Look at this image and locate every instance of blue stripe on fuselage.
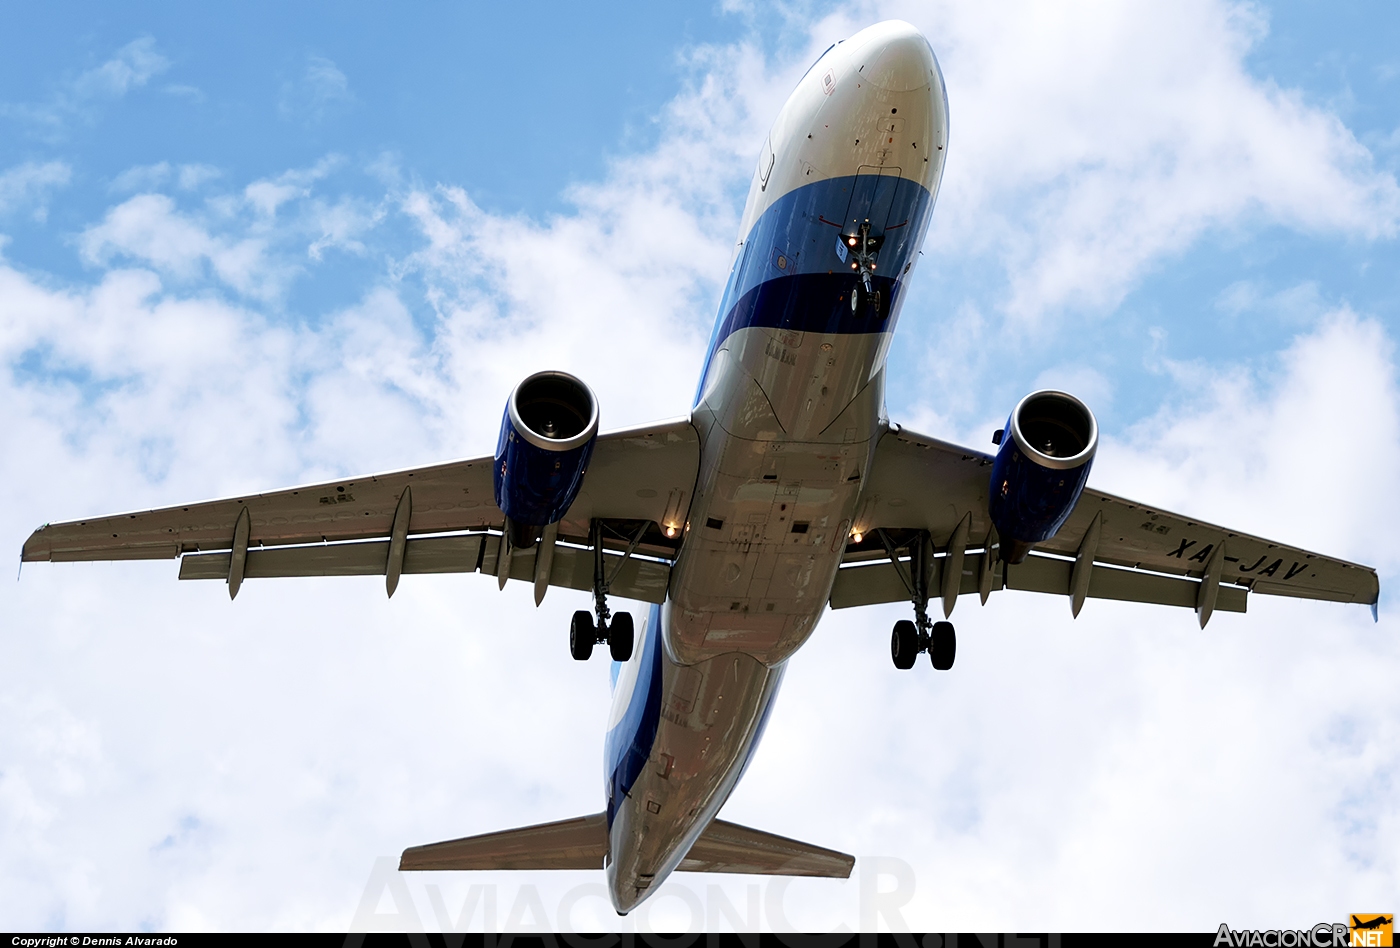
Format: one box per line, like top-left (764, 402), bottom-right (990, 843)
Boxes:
top-left (695, 172), bottom-right (934, 404)
top-left (605, 603), bottom-right (665, 827)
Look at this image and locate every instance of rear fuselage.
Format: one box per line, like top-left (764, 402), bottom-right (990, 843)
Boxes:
top-left (603, 21), bottom-right (948, 913)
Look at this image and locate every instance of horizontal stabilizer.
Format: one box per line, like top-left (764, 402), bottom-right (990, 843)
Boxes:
top-left (400, 813), bottom-right (853, 879)
top-left (400, 813), bottom-right (607, 871)
top-left (680, 818), bottom-right (854, 878)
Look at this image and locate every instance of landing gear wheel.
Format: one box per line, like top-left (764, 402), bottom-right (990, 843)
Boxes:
top-left (570, 610), bottom-right (595, 661)
top-left (929, 620), bottom-right (956, 671)
top-left (891, 619), bottom-right (918, 669)
top-left (850, 283), bottom-right (883, 318)
top-left (609, 612), bottom-right (634, 662)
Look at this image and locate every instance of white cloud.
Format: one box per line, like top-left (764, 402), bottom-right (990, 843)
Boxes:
top-left (78, 194), bottom-right (280, 299)
top-left (72, 37), bottom-right (170, 100)
top-left (0, 161), bottom-right (71, 221)
top-left (82, 159), bottom-right (370, 300)
top-left (109, 162), bottom-right (220, 194)
top-left (243, 157), bottom-right (341, 218)
top-left (1, 38), bottom-right (171, 138)
top-left (109, 162), bottom-right (173, 194)
top-left (305, 196), bottom-right (385, 261)
top-left (279, 56), bottom-right (354, 123)
top-left (1102, 309), bottom-right (1400, 569)
top-left (175, 165), bottom-right (221, 191)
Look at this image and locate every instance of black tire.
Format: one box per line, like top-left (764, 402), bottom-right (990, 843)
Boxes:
top-left (929, 620), bottom-right (956, 671)
top-left (891, 619), bottom-right (918, 669)
top-left (570, 610), bottom-right (595, 661)
top-left (609, 612), bottom-right (635, 662)
top-left (851, 282), bottom-right (867, 316)
top-left (871, 289), bottom-right (882, 317)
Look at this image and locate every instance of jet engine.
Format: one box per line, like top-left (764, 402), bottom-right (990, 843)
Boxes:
top-left (988, 390), bottom-right (1097, 564)
top-left (494, 370), bottom-right (599, 548)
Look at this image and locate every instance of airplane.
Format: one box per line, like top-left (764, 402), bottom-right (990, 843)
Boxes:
top-left (20, 20), bottom-right (1381, 917)
top-left (1353, 916), bottom-right (1393, 930)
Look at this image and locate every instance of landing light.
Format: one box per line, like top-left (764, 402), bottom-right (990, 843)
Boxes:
top-left (848, 237), bottom-right (857, 246)
top-left (663, 524), bottom-right (678, 538)
top-left (851, 530), bottom-right (864, 543)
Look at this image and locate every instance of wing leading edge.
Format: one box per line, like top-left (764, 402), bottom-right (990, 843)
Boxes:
top-left (838, 425), bottom-right (1378, 622)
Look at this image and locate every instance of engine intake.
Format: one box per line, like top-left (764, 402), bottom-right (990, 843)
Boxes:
top-left (988, 390), bottom-right (1097, 564)
top-left (494, 370), bottom-right (599, 548)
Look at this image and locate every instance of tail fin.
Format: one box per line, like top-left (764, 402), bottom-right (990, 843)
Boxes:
top-left (400, 813), bottom-right (852, 878)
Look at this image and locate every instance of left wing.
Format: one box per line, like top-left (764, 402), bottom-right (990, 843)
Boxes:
top-left (21, 418), bottom-right (701, 602)
top-left (832, 425), bottom-right (1379, 622)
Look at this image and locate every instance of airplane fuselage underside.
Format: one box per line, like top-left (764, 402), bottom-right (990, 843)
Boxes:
top-left (603, 23), bottom-right (948, 912)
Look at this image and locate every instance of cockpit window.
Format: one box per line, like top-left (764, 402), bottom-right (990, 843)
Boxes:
top-left (797, 43), bottom-right (837, 85)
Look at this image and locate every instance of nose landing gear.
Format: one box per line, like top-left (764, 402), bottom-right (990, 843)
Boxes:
top-left (844, 221), bottom-right (884, 318)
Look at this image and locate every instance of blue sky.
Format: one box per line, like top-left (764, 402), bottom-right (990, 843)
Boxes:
top-left (2, 0), bottom-right (1398, 933)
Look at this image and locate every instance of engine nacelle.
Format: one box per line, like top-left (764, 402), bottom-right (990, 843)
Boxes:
top-left (988, 390), bottom-right (1098, 564)
top-left (494, 370), bottom-right (599, 548)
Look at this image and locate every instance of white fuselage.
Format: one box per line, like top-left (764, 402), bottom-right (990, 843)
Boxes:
top-left (602, 21), bottom-right (948, 913)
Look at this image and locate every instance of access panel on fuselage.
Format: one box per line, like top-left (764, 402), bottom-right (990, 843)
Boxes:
top-left (841, 165), bottom-right (906, 234)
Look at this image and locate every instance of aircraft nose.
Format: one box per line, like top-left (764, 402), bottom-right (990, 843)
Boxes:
top-left (847, 20), bottom-right (937, 92)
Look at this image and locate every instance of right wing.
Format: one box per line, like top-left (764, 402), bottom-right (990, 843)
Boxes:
top-left (22, 418), bottom-right (701, 602)
top-left (832, 425), bottom-right (1379, 621)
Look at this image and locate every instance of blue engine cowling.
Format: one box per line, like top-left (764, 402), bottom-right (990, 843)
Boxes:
top-left (494, 370), bottom-right (599, 548)
top-left (988, 390), bottom-right (1098, 564)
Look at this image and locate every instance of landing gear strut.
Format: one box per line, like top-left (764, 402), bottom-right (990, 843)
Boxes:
top-left (878, 529), bottom-right (957, 671)
top-left (845, 221), bottom-right (884, 318)
top-left (569, 519), bottom-right (643, 662)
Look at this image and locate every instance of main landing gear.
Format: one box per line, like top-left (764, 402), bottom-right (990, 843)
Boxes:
top-left (876, 528), bottom-right (957, 672)
top-left (569, 519), bottom-right (642, 663)
top-left (570, 609), bottom-right (633, 662)
top-left (890, 618), bottom-right (955, 671)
